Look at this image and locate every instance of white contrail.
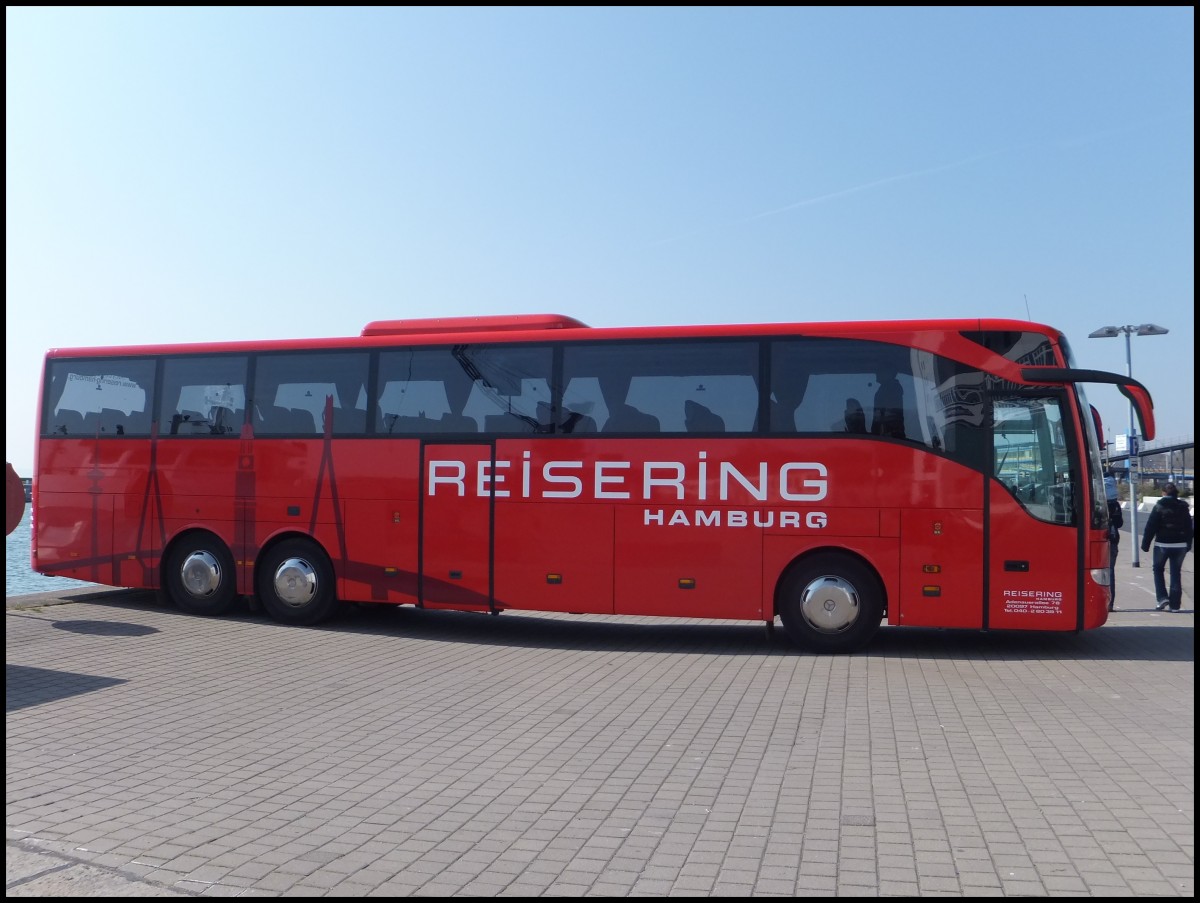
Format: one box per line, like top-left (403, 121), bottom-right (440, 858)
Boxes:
top-left (646, 148), bottom-right (1007, 247)
top-left (648, 114), bottom-right (1181, 247)
top-left (739, 148), bottom-right (1007, 224)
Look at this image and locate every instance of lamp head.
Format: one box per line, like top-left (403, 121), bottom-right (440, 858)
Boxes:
top-left (1089, 324), bottom-right (1168, 338)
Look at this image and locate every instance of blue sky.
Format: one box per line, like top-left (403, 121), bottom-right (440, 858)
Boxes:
top-left (6, 7), bottom-right (1194, 475)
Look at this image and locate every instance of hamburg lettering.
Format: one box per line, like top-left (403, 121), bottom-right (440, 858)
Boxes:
top-left (642, 509), bottom-right (825, 529)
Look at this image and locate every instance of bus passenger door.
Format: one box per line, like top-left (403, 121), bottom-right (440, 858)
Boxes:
top-left (421, 443), bottom-right (493, 610)
top-left (986, 395), bottom-right (1080, 630)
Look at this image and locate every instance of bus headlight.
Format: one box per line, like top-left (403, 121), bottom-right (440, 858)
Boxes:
top-left (1091, 568), bottom-right (1110, 586)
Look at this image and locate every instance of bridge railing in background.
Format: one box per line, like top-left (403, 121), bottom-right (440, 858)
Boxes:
top-left (1104, 436), bottom-right (1194, 495)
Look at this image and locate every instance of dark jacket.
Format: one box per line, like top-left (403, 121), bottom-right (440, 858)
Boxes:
top-left (1140, 496), bottom-right (1194, 553)
top-left (1106, 499), bottom-right (1123, 544)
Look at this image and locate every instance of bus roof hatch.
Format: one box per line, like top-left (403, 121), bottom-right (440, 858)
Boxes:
top-left (362, 314), bottom-right (589, 337)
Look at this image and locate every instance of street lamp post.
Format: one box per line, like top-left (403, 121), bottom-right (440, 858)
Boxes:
top-left (1088, 323), bottom-right (1169, 567)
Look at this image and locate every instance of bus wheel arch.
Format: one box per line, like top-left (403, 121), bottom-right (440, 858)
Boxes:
top-left (775, 549), bottom-right (886, 654)
top-left (163, 530), bottom-right (239, 616)
top-left (255, 534), bottom-right (339, 626)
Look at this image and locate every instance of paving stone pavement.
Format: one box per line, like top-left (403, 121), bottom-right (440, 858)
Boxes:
top-left (6, 550), bottom-right (1193, 897)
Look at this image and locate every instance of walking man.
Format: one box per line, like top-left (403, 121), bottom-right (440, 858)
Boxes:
top-left (1140, 482), bottom-right (1193, 612)
top-left (1104, 471), bottom-right (1123, 611)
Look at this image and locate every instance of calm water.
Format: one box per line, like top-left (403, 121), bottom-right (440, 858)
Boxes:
top-left (5, 510), bottom-right (101, 598)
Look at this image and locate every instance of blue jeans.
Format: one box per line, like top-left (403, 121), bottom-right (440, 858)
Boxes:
top-left (1108, 539), bottom-right (1119, 606)
top-left (1152, 545), bottom-right (1188, 610)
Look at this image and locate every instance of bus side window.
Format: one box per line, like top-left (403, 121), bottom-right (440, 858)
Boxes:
top-left (173, 410), bottom-right (209, 435)
top-left (433, 412), bottom-right (477, 433)
top-left (684, 400), bottom-right (725, 432)
top-left (562, 377), bottom-right (609, 432)
top-left (263, 406), bottom-right (315, 434)
top-left (160, 356), bottom-right (248, 439)
top-left (560, 409), bottom-right (598, 433)
top-left (458, 344), bottom-right (554, 433)
top-left (123, 408), bottom-right (152, 436)
top-left (97, 408), bottom-right (126, 435)
top-left (210, 406), bottom-right (242, 435)
top-left (536, 400), bottom-right (598, 434)
top-left (768, 373), bottom-right (810, 432)
top-left (324, 406), bottom-right (367, 434)
top-left (484, 413), bottom-right (536, 434)
top-left (603, 403), bottom-right (659, 433)
top-left (43, 359), bottom-right (155, 439)
top-left (844, 398), bottom-right (867, 433)
top-left (52, 410), bottom-right (85, 435)
top-left (871, 367), bottom-right (906, 439)
top-left (255, 351), bottom-right (367, 436)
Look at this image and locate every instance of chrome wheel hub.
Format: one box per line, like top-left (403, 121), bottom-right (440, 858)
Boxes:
top-left (798, 575), bottom-right (860, 633)
top-left (180, 550), bottom-right (221, 598)
top-left (272, 557), bottom-right (317, 608)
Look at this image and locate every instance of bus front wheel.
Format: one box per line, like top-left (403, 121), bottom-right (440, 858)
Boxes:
top-left (256, 538), bottom-right (338, 626)
top-left (165, 533), bottom-right (239, 616)
top-left (778, 554), bottom-right (884, 654)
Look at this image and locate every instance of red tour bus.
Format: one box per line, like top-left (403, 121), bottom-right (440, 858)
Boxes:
top-left (25, 315), bottom-right (1155, 653)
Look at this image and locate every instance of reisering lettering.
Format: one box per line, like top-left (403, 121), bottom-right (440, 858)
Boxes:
top-left (427, 452), bottom-right (829, 503)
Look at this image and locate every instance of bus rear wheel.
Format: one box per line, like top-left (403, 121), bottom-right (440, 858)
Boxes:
top-left (256, 538), bottom-right (338, 626)
top-left (165, 533), bottom-right (238, 616)
top-left (778, 553), bottom-right (884, 654)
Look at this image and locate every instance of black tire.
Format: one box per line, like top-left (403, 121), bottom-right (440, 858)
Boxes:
top-left (778, 553), bottom-right (884, 654)
top-left (164, 532), bottom-right (239, 616)
top-left (256, 538), bottom-right (338, 626)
